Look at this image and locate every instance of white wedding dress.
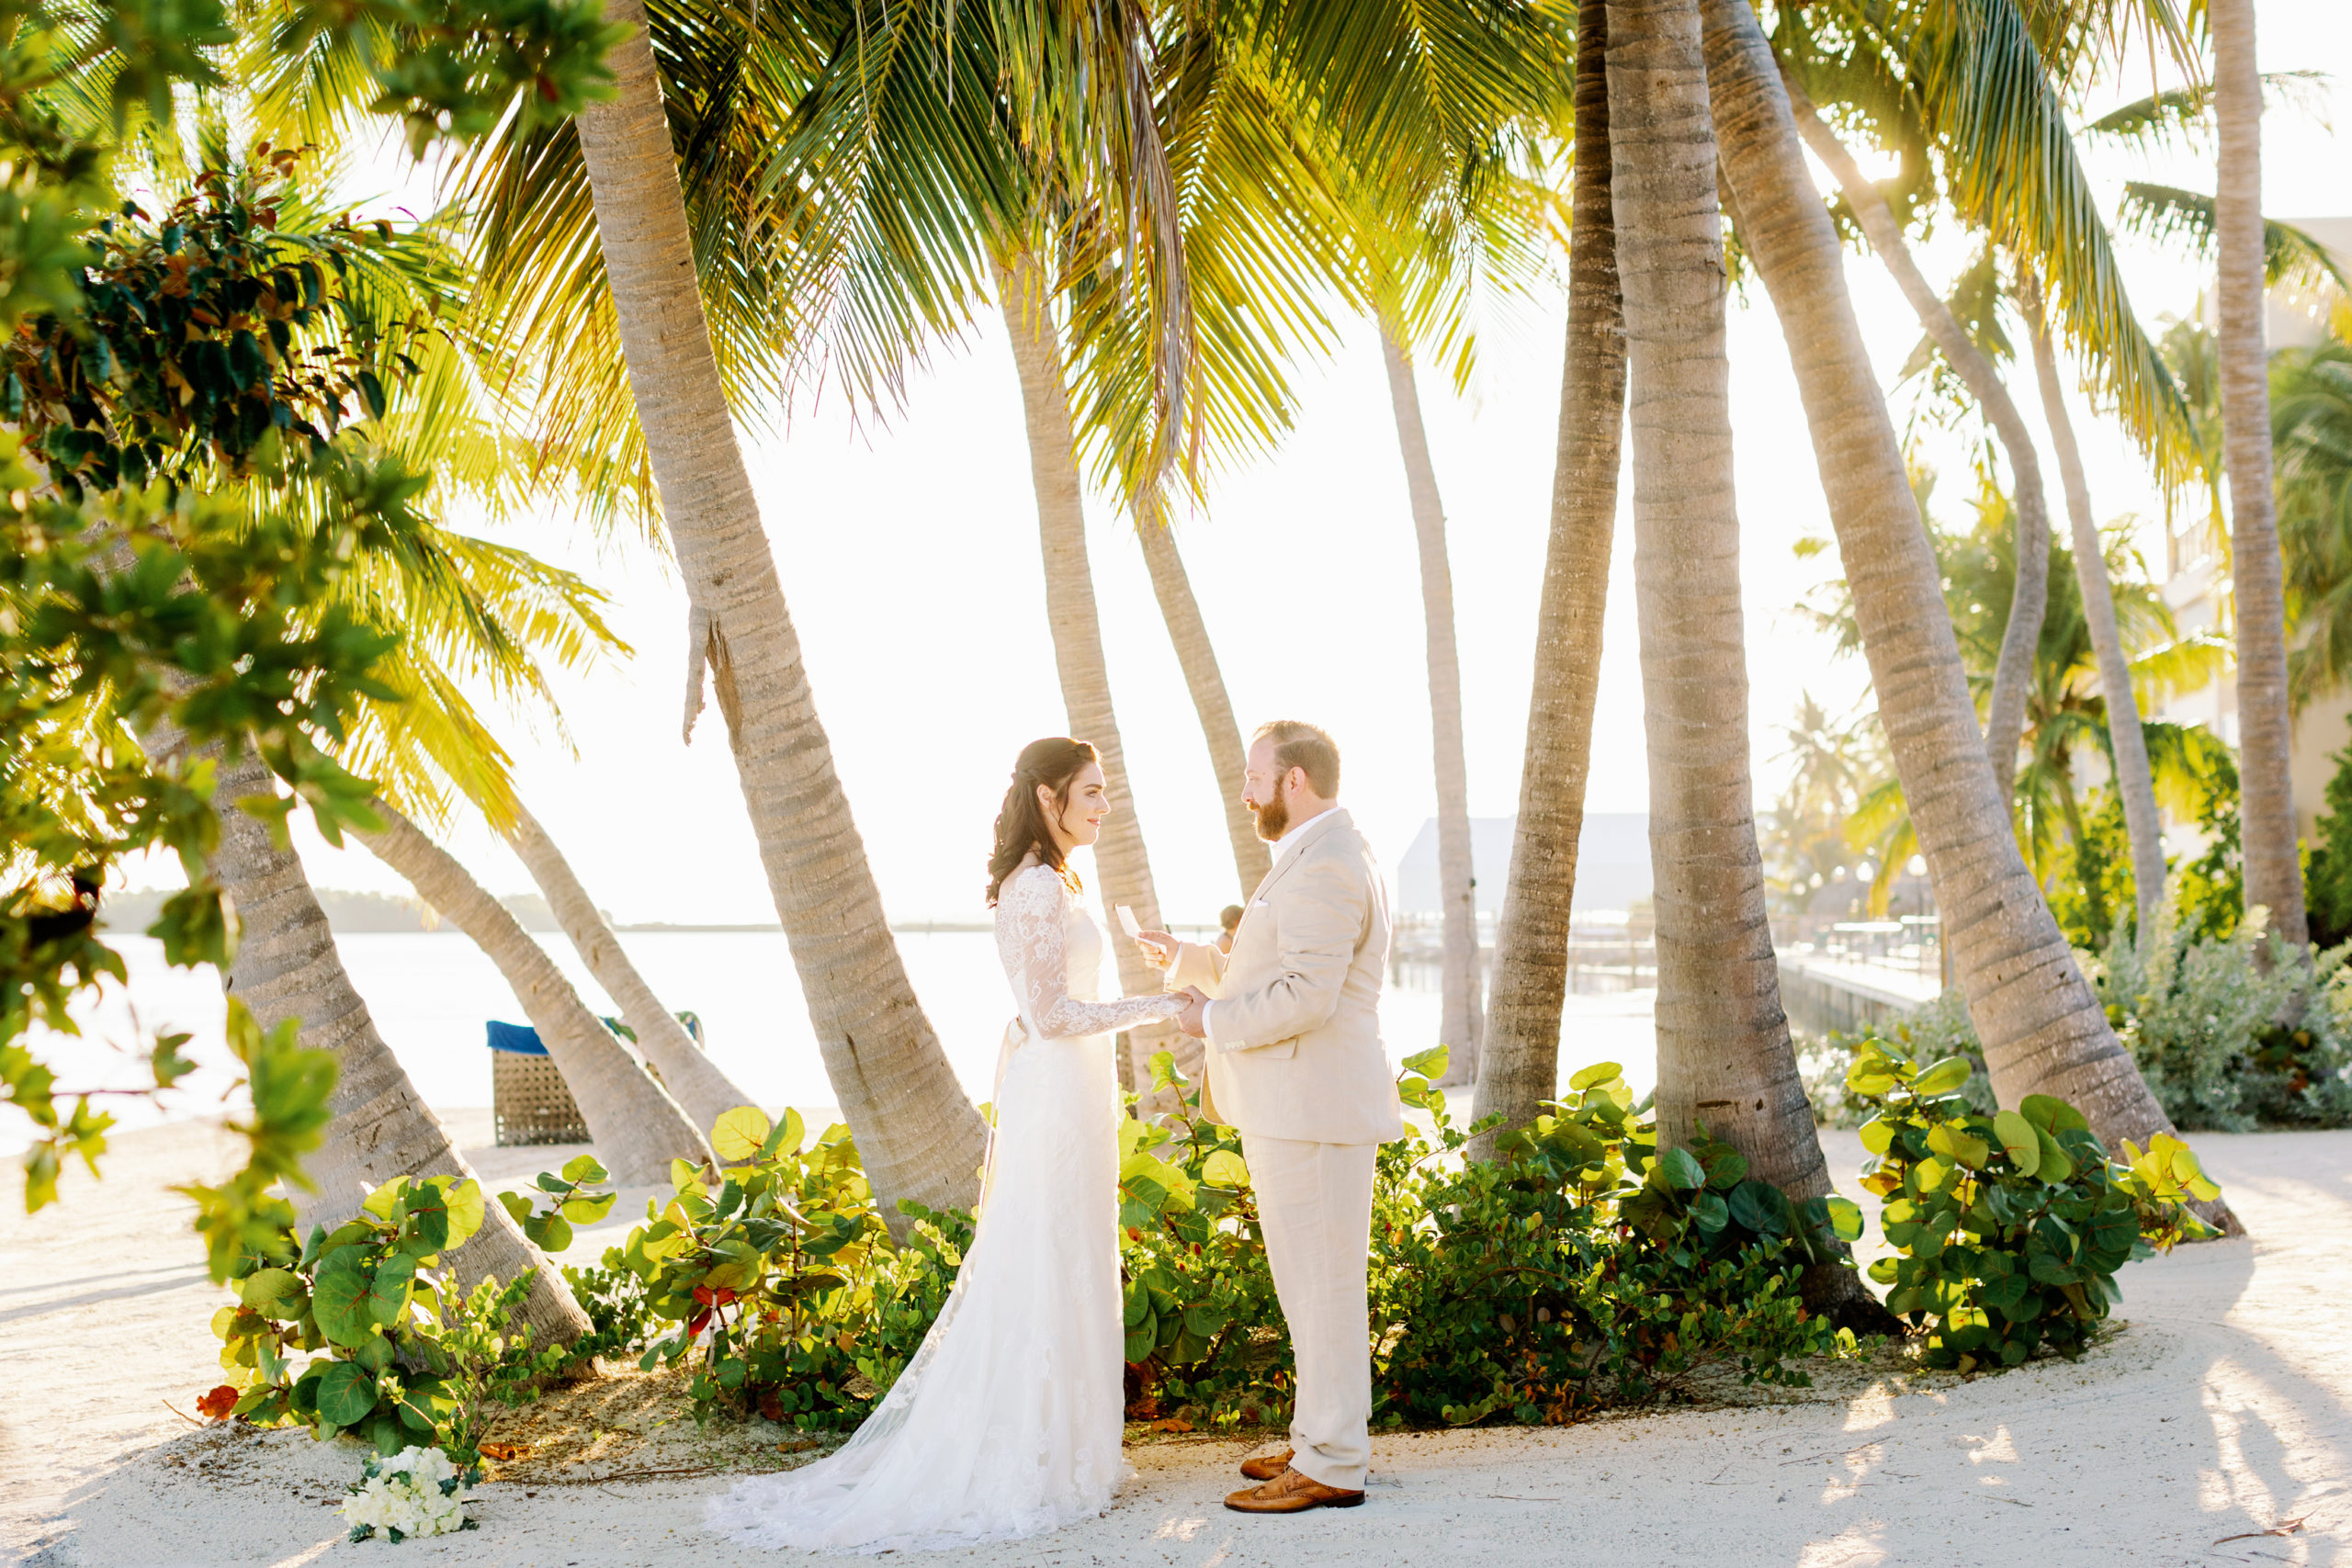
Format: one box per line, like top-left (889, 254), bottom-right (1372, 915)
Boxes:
top-left (707, 861), bottom-right (1183, 1553)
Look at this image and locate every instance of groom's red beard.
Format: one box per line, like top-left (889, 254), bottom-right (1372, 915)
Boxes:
top-left (1252, 788), bottom-right (1290, 842)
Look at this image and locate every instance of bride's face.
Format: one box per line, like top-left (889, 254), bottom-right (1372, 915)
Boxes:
top-left (1041, 761), bottom-right (1111, 852)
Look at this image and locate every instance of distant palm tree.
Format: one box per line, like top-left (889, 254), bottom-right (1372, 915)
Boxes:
top-left (504, 799), bottom-right (759, 1135)
top-left (2210, 0), bottom-right (2307, 956)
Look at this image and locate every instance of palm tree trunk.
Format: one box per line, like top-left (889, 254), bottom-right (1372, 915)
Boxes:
top-left (1701, 0), bottom-right (2237, 1233)
top-left (2018, 271), bottom-right (2167, 942)
top-left (1378, 318), bottom-right (1485, 1086)
top-left (207, 753), bottom-right (592, 1344)
top-left (2212, 0), bottom-right (2310, 957)
top-left (359, 802), bottom-right (714, 1186)
top-left (1608, 0), bottom-right (1887, 1323)
top-left (572, 0), bottom-right (989, 1221)
top-left (1473, 0), bottom-right (1623, 1155)
top-left (1132, 499), bottom-right (1270, 897)
top-left (1779, 82), bottom-right (2049, 803)
top-left (995, 248), bottom-right (1197, 1103)
top-left (504, 799), bottom-right (759, 1134)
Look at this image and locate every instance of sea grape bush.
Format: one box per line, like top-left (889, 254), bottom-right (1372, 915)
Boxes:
top-left (1369, 1051), bottom-right (1858, 1428)
top-left (1848, 1034), bottom-right (2220, 1371)
top-left (611, 1106), bottom-right (968, 1429)
top-left (209, 1172), bottom-right (582, 1458)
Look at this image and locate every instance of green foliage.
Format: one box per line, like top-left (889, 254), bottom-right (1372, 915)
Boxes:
top-left (2303, 734), bottom-right (2352, 950)
top-left (2088, 915), bottom-right (2352, 1131)
top-left (1848, 1032), bottom-right (2216, 1372)
top-left (1114, 1054), bottom-right (1283, 1424)
top-left (173, 999), bottom-right (337, 1281)
top-left (209, 1166), bottom-right (603, 1461)
top-left (1368, 1055), bottom-right (1851, 1428)
top-left (1804, 990), bottom-right (1995, 1128)
top-left (495, 1153), bottom-right (616, 1256)
top-left (4, 0), bottom-right (619, 1228)
top-left (611, 1105), bottom-right (970, 1431)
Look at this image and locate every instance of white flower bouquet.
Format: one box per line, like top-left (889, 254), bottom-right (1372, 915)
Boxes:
top-left (340, 1445), bottom-right (481, 1542)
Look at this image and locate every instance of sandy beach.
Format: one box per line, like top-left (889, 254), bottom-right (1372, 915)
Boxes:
top-left (6, 1117), bottom-right (2347, 1567)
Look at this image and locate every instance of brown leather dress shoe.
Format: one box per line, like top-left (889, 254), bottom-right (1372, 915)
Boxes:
top-left (1224, 1465), bottom-right (1366, 1514)
top-left (1238, 1448), bottom-right (1293, 1482)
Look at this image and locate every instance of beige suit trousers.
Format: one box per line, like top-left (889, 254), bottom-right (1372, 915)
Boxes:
top-left (1243, 1132), bottom-right (1377, 1490)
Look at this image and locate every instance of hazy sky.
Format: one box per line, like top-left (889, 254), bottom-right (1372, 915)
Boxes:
top-left (215, 3), bottom-right (2352, 928)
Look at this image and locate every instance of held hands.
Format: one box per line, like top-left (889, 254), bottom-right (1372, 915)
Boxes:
top-left (1135, 930), bottom-right (1179, 970)
top-left (1173, 987), bottom-right (1209, 1039)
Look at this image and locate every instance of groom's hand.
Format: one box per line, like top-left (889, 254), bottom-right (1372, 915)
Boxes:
top-left (1174, 987), bottom-right (1209, 1039)
top-left (1136, 930), bottom-right (1178, 969)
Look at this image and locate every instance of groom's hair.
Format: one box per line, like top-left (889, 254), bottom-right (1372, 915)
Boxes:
top-left (1255, 719), bottom-right (1340, 797)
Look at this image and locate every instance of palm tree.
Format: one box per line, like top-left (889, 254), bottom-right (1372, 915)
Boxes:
top-left (1778, 83), bottom-right (2050, 801)
top-left (1131, 499), bottom-right (1269, 896)
top-left (1476, 0), bottom-right (1622, 1147)
top-left (208, 753), bottom-right (594, 1343)
top-left (1609, 0), bottom-right (1887, 1320)
top-left (996, 246), bottom-right (1196, 1097)
top-left (504, 799), bottom-right (760, 1134)
top-left (359, 801), bottom-right (714, 1184)
top-left (556, 0), bottom-right (992, 1218)
top-left (1699, 0), bottom-right (2237, 1231)
top-left (2017, 268), bottom-right (2168, 941)
top-left (2210, 0), bottom-right (2307, 957)
top-left (1378, 320), bottom-right (1485, 1081)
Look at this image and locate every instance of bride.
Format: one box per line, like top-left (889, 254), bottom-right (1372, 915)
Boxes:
top-left (707, 737), bottom-right (1184, 1552)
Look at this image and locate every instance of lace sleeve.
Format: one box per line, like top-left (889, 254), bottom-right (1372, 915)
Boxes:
top-left (998, 869), bottom-right (1185, 1040)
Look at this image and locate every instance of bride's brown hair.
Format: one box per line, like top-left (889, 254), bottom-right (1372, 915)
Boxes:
top-left (987, 738), bottom-right (1099, 905)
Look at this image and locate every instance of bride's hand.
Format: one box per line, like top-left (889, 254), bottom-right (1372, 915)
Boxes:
top-left (1135, 930), bottom-right (1177, 968)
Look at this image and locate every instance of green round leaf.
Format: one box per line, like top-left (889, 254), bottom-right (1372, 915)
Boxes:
top-left (311, 1263), bottom-right (373, 1348)
top-left (560, 1154), bottom-right (608, 1185)
top-left (1727, 1179), bottom-right (1790, 1236)
top-left (1400, 1045), bottom-right (1449, 1082)
top-left (2019, 1094), bottom-right (2088, 1135)
top-left (526, 1213), bottom-right (574, 1255)
top-left (2033, 1127), bottom-right (2077, 1185)
top-left (441, 1179), bottom-right (484, 1249)
top-left (1200, 1149), bottom-right (1250, 1189)
top-left (313, 1360), bottom-right (379, 1427)
top-left (235, 1267), bottom-right (299, 1310)
top-left (712, 1106), bottom-right (773, 1163)
top-left (561, 1192), bottom-right (617, 1225)
top-left (1567, 1061), bottom-right (1623, 1092)
top-left (1912, 1056), bottom-right (1973, 1098)
top-left (1858, 1115), bottom-right (1896, 1156)
top-left (1659, 1146), bottom-right (1707, 1191)
top-left (1993, 1110), bottom-right (2041, 1175)
top-left (1822, 1195), bottom-right (1864, 1243)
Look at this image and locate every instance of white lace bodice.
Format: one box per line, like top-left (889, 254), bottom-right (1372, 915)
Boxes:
top-left (992, 863), bottom-right (1183, 1039)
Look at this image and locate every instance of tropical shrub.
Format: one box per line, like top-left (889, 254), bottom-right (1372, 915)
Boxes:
top-left (1803, 990), bottom-right (1993, 1127)
top-left (209, 1172), bottom-right (583, 1458)
top-left (2087, 917), bottom-right (2352, 1131)
top-left (1847, 1033), bottom-right (2219, 1372)
top-left (1368, 1052), bottom-right (1856, 1428)
top-left (1114, 1056), bottom-right (1283, 1423)
top-left (611, 1107), bottom-right (969, 1429)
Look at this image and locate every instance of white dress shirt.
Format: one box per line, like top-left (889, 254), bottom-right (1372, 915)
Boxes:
top-left (1203, 807), bottom-right (1338, 1048)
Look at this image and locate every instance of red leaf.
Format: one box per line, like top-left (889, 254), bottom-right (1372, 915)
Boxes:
top-left (687, 1311), bottom-right (712, 1337)
top-left (196, 1385), bottom-right (238, 1420)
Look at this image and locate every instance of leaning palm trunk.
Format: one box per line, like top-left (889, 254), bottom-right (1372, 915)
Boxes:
top-left (1702, 0), bottom-right (2236, 1232)
top-left (207, 753), bottom-right (593, 1343)
top-left (1473, 0), bottom-right (1624, 1156)
top-left (1781, 84), bottom-right (2049, 801)
top-left (360, 800), bottom-right (714, 1186)
top-left (504, 798), bottom-right (760, 1134)
top-left (1609, 0), bottom-right (1887, 1322)
top-left (572, 0), bottom-right (989, 1220)
top-left (2018, 273), bottom-right (2167, 943)
top-left (1133, 497), bottom-right (1270, 897)
top-left (996, 248), bottom-right (1196, 1100)
top-left (2212, 0), bottom-right (2309, 957)
top-left (1378, 318), bottom-right (1485, 1086)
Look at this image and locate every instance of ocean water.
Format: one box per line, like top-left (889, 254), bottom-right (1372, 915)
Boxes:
top-left (12, 930), bottom-right (1657, 1149)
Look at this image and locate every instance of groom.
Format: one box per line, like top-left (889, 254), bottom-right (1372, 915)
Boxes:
top-left (1140, 720), bottom-right (1403, 1516)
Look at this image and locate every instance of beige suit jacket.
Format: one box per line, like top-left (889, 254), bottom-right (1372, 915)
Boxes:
top-left (1168, 808), bottom-right (1405, 1147)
